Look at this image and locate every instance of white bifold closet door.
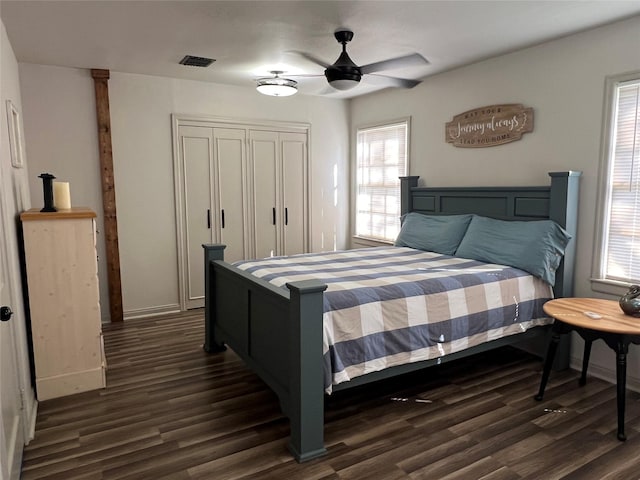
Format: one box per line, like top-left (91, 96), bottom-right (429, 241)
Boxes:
top-left (179, 126), bottom-right (247, 309)
top-left (250, 130), bottom-right (307, 259)
top-left (176, 121), bottom-right (308, 310)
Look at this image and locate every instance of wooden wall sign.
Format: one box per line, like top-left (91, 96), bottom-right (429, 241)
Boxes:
top-left (445, 104), bottom-right (534, 148)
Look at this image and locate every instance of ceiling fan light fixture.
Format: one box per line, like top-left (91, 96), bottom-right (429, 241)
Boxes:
top-left (324, 66), bottom-right (361, 91)
top-left (328, 78), bottom-right (360, 91)
top-left (256, 71), bottom-right (298, 97)
top-left (296, 29), bottom-right (427, 94)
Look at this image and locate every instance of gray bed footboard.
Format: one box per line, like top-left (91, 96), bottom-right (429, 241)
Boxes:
top-left (203, 244), bottom-right (328, 461)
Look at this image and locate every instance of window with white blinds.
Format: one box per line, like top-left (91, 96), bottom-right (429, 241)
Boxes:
top-left (355, 120), bottom-right (408, 242)
top-left (597, 76), bottom-right (640, 286)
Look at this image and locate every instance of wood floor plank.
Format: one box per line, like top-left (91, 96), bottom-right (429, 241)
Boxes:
top-left (477, 466), bottom-right (523, 480)
top-left (20, 310), bottom-right (640, 479)
top-left (436, 456), bottom-right (508, 480)
top-left (236, 460), bottom-right (338, 480)
top-left (396, 433), bottom-right (478, 475)
top-left (555, 429), bottom-right (640, 480)
top-left (405, 436), bottom-right (502, 480)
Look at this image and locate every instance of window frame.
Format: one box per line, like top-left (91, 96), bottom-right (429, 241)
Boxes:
top-left (591, 71), bottom-right (640, 296)
top-left (351, 117), bottom-right (411, 246)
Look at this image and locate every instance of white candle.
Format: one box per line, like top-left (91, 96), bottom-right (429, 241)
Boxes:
top-left (53, 181), bottom-right (71, 209)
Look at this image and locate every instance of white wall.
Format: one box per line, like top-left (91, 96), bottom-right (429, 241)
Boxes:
top-left (0, 18), bottom-right (37, 462)
top-left (19, 67), bottom-right (350, 319)
top-left (351, 15), bottom-right (640, 388)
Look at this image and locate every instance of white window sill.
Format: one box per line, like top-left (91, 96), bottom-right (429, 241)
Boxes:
top-left (590, 278), bottom-right (634, 297)
top-left (351, 236), bottom-right (394, 249)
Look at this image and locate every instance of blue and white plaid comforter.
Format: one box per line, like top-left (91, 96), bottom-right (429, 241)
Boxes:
top-left (235, 247), bottom-right (553, 393)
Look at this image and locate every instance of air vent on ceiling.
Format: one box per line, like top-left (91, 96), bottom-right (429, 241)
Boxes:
top-left (179, 55), bottom-right (215, 67)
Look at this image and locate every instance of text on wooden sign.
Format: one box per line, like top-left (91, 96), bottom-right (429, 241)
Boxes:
top-left (445, 104), bottom-right (534, 148)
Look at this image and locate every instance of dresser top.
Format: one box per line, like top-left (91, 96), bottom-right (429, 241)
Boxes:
top-left (20, 207), bottom-right (96, 221)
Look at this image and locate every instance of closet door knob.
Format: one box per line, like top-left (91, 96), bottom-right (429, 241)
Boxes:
top-left (0, 306), bottom-right (13, 322)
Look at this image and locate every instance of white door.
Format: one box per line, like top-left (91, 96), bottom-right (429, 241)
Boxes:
top-left (250, 130), bottom-right (278, 259)
top-left (214, 128), bottom-right (247, 263)
top-left (251, 130), bottom-right (308, 258)
top-left (178, 125), bottom-right (248, 309)
top-left (280, 132), bottom-right (308, 256)
top-left (180, 126), bottom-right (214, 309)
top-left (0, 193), bottom-right (25, 479)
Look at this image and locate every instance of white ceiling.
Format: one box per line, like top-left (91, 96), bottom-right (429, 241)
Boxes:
top-left (2, 0), bottom-right (640, 98)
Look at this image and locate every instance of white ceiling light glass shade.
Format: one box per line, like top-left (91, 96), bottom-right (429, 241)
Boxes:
top-left (328, 78), bottom-right (360, 90)
top-left (256, 71), bottom-right (298, 97)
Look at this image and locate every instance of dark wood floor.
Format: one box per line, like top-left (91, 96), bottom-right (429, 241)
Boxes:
top-left (20, 310), bottom-right (640, 479)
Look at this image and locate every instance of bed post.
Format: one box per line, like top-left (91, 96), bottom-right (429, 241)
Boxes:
top-left (286, 280), bottom-right (328, 462)
top-left (202, 244), bottom-right (227, 353)
top-left (547, 171), bottom-right (581, 299)
top-left (545, 172), bottom-right (581, 371)
top-left (400, 176), bottom-right (419, 216)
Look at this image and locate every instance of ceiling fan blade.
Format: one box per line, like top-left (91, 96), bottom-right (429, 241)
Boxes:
top-left (289, 51), bottom-right (331, 68)
top-left (360, 53), bottom-right (429, 74)
top-left (365, 74), bottom-right (422, 89)
top-left (287, 73), bottom-right (325, 78)
top-left (317, 85), bottom-right (340, 95)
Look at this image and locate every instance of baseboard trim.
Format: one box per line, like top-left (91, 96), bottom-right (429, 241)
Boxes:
top-left (24, 395), bottom-right (38, 444)
top-left (570, 356), bottom-right (640, 393)
top-left (36, 368), bottom-right (105, 401)
top-left (123, 304), bottom-right (181, 321)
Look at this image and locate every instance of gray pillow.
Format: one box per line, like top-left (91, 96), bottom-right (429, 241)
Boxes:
top-left (395, 213), bottom-right (473, 255)
top-left (455, 215), bottom-right (571, 285)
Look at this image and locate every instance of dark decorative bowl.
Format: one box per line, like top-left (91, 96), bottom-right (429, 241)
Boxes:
top-left (620, 285), bottom-right (640, 317)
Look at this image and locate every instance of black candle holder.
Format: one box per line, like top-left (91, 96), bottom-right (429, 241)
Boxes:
top-left (38, 173), bottom-right (57, 212)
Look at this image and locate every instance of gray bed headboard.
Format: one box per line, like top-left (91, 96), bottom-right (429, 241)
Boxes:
top-left (399, 171), bottom-right (581, 298)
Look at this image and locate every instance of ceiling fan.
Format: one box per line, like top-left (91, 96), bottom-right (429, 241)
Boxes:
top-left (295, 29), bottom-right (429, 91)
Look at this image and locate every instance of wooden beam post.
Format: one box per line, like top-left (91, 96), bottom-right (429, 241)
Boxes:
top-left (91, 69), bottom-right (123, 323)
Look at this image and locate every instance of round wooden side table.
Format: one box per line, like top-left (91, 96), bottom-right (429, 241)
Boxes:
top-left (535, 297), bottom-right (640, 441)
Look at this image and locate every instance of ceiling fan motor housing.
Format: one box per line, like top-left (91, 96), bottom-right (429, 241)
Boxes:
top-left (324, 62), bottom-right (362, 84)
top-left (325, 32), bottom-right (362, 86)
top-left (324, 66), bottom-right (361, 89)
top-left (334, 29), bottom-right (354, 43)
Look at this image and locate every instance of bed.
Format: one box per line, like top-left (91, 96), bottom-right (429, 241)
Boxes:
top-left (202, 171), bottom-right (581, 462)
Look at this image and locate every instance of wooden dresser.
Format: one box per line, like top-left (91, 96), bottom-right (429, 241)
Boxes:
top-left (21, 208), bottom-right (106, 400)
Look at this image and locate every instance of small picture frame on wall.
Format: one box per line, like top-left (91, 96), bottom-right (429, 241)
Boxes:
top-left (6, 99), bottom-right (24, 168)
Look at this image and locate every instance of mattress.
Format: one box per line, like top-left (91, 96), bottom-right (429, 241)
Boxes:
top-left (235, 246), bottom-right (554, 393)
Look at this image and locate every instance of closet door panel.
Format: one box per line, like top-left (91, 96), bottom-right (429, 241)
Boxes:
top-left (250, 131), bottom-right (278, 259)
top-left (180, 126), bottom-right (214, 308)
top-left (215, 128), bottom-right (247, 263)
top-left (281, 132), bottom-right (307, 256)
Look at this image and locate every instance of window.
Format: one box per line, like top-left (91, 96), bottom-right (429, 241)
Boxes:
top-left (593, 74), bottom-right (640, 292)
top-left (355, 120), bottom-right (409, 243)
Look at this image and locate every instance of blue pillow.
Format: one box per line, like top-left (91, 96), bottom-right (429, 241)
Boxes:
top-left (395, 213), bottom-right (473, 255)
top-left (454, 215), bottom-right (571, 285)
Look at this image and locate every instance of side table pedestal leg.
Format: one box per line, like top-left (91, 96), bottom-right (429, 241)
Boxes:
top-left (616, 342), bottom-right (628, 441)
top-left (535, 330), bottom-right (561, 401)
top-left (579, 339), bottom-right (592, 386)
